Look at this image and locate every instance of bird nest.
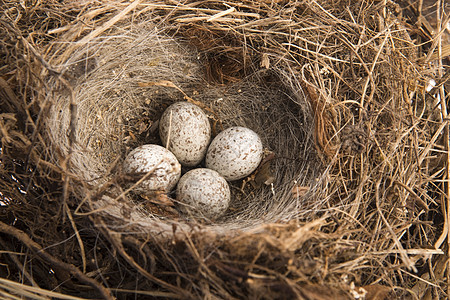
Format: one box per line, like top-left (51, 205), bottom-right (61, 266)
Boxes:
top-left (1, 0), bottom-right (449, 299)
top-left (44, 21), bottom-right (321, 235)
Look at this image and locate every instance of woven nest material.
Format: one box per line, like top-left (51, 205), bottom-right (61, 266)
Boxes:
top-left (1, 0), bottom-right (449, 299)
top-left (45, 20), bottom-right (322, 235)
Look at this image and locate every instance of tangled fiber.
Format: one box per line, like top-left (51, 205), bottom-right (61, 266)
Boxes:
top-left (1, 0), bottom-right (449, 299)
top-left (44, 20), bottom-right (321, 234)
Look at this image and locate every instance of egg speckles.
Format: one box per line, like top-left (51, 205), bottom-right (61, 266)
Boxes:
top-left (123, 144), bottom-right (181, 193)
top-left (206, 126), bottom-right (263, 181)
top-left (159, 102), bottom-right (211, 167)
top-left (176, 168), bottom-right (230, 219)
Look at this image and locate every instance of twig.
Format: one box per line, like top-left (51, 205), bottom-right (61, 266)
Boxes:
top-left (76, 0), bottom-right (142, 47)
top-left (393, 180), bottom-right (429, 211)
top-left (359, 26), bottom-right (390, 110)
top-left (0, 238), bottom-right (39, 288)
top-left (0, 221), bottom-right (113, 300)
top-left (21, 37), bottom-right (60, 75)
top-left (0, 278), bottom-right (87, 300)
top-left (64, 202), bottom-right (87, 273)
top-left (96, 219), bottom-right (188, 298)
top-left (207, 7), bottom-right (235, 22)
top-left (113, 157), bottom-right (164, 202)
top-left (375, 181), bottom-right (417, 272)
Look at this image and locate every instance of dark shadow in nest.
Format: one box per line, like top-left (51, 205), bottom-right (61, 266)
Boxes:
top-left (181, 25), bottom-right (256, 84)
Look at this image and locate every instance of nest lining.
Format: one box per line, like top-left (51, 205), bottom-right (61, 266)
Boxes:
top-left (45, 22), bottom-right (322, 234)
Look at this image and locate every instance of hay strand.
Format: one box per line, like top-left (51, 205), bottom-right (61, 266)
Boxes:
top-left (0, 221), bottom-right (113, 299)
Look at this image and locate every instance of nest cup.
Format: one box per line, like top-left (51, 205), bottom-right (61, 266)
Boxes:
top-left (3, 0), bottom-right (449, 298)
top-left (46, 22), bottom-right (322, 235)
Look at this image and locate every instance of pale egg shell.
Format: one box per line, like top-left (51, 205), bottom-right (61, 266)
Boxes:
top-left (176, 168), bottom-right (230, 219)
top-left (123, 144), bottom-right (181, 193)
top-left (159, 102), bottom-right (211, 167)
top-left (206, 126), bottom-right (263, 181)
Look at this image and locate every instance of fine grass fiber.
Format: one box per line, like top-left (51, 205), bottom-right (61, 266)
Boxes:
top-left (45, 22), bottom-right (321, 234)
top-left (1, 0), bottom-right (449, 299)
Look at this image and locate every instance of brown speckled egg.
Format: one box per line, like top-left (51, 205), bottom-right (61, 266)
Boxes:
top-left (205, 126), bottom-right (263, 181)
top-left (123, 144), bottom-right (181, 193)
top-left (159, 102), bottom-right (211, 167)
top-left (176, 168), bottom-right (230, 219)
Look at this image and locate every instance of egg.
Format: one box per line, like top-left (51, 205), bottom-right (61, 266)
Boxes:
top-left (123, 144), bottom-right (181, 193)
top-left (176, 168), bottom-right (230, 219)
top-left (159, 102), bottom-right (211, 167)
top-left (206, 126), bottom-right (263, 181)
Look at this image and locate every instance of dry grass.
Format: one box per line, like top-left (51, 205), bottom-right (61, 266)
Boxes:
top-left (0, 0), bottom-right (449, 299)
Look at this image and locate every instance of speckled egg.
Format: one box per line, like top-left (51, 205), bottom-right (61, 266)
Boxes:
top-left (123, 144), bottom-right (181, 193)
top-left (159, 102), bottom-right (211, 167)
top-left (206, 126), bottom-right (263, 181)
top-left (176, 168), bottom-right (230, 219)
